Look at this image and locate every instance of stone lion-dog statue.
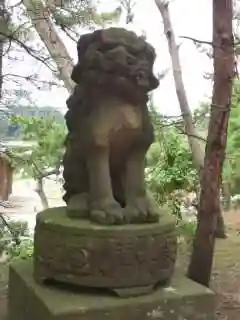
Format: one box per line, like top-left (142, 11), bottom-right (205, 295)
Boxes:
top-left (63, 27), bottom-right (162, 225)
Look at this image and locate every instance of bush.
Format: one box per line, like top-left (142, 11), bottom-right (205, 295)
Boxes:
top-left (176, 220), bottom-right (197, 245)
top-left (7, 238), bottom-right (34, 260)
top-left (0, 218), bottom-right (33, 261)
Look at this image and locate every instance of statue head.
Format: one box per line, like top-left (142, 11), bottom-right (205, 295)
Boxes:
top-left (71, 28), bottom-right (159, 99)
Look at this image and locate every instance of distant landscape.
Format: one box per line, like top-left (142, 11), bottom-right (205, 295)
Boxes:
top-left (0, 106), bottom-right (65, 140)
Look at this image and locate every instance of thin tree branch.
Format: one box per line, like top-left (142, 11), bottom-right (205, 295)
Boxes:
top-left (1, 73), bottom-right (60, 87)
top-left (180, 36), bottom-right (213, 47)
top-left (0, 31), bottom-right (55, 71)
top-left (177, 130), bottom-right (207, 142)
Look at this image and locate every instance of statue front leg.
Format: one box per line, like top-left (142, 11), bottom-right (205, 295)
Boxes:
top-left (87, 146), bottom-right (124, 225)
top-left (124, 149), bottom-right (161, 224)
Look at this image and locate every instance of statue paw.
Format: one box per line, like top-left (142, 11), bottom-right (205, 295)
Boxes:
top-left (124, 196), bottom-right (160, 224)
top-left (145, 197), bottom-right (161, 222)
top-left (67, 193), bottom-right (89, 218)
top-left (90, 199), bottom-right (124, 225)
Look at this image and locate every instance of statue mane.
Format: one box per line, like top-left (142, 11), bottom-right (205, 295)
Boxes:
top-left (71, 28), bottom-right (159, 99)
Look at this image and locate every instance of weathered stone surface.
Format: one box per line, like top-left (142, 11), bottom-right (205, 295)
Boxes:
top-left (72, 27), bottom-right (158, 91)
top-left (9, 260), bottom-right (217, 320)
top-left (33, 207), bottom-right (177, 294)
top-left (63, 27), bottom-right (161, 225)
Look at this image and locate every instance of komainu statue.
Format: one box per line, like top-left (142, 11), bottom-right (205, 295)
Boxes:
top-left (63, 27), bottom-right (161, 225)
top-left (8, 30), bottom-right (212, 320)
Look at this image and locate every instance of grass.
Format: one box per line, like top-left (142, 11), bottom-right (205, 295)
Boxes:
top-left (177, 210), bottom-right (240, 319)
top-left (211, 216), bottom-right (240, 320)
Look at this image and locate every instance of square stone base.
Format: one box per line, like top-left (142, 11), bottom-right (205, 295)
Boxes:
top-left (8, 260), bottom-right (216, 320)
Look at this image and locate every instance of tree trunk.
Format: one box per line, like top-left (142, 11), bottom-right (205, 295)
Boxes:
top-left (188, 0), bottom-right (234, 286)
top-left (154, 0), bottom-right (227, 238)
top-left (35, 178), bottom-right (49, 209)
top-left (0, 0), bottom-right (6, 99)
top-left (154, 0), bottom-right (204, 169)
top-left (0, 34), bottom-right (3, 100)
top-left (23, 0), bottom-right (74, 92)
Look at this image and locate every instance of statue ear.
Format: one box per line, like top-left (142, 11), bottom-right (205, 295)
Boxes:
top-left (71, 64), bottom-right (81, 84)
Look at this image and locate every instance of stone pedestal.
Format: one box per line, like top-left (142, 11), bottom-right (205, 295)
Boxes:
top-left (33, 207), bottom-right (177, 296)
top-left (8, 260), bottom-right (216, 320)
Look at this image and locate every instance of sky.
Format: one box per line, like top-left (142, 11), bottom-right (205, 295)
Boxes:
top-left (4, 0), bottom-right (213, 116)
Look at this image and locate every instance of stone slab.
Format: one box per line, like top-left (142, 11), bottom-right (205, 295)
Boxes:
top-left (8, 260), bottom-right (216, 320)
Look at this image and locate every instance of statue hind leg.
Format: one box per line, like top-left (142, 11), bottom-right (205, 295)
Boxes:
top-left (63, 145), bottom-right (90, 218)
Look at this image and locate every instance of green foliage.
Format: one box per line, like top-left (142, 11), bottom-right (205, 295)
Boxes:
top-left (54, 5), bottom-right (121, 27)
top-left (49, 0), bottom-right (121, 30)
top-left (6, 21), bottom-right (32, 42)
top-left (8, 238), bottom-right (34, 261)
top-left (224, 83), bottom-right (240, 194)
top-left (0, 105), bottom-right (64, 139)
top-left (146, 107), bottom-right (198, 218)
top-left (9, 115), bottom-right (67, 179)
top-left (176, 220), bottom-right (197, 243)
top-left (0, 219), bottom-right (33, 261)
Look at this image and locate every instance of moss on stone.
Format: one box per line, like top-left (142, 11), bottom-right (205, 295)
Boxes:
top-left (36, 207), bottom-right (176, 236)
top-left (9, 260), bottom-right (216, 320)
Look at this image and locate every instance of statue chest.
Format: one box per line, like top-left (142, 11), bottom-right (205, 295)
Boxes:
top-left (89, 102), bottom-right (145, 147)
